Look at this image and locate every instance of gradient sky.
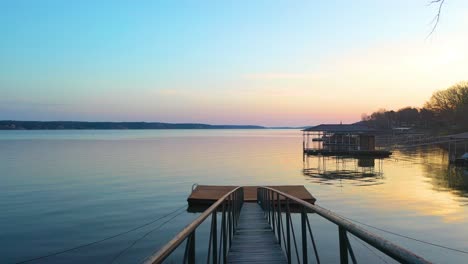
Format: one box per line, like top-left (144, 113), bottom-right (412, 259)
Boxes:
top-left (1, 0), bottom-right (468, 126)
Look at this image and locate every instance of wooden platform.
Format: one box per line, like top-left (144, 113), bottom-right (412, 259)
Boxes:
top-left (227, 203), bottom-right (287, 264)
top-left (187, 185), bottom-right (316, 206)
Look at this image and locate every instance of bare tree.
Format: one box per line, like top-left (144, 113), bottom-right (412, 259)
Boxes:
top-left (425, 81), bottom-right (468, 129)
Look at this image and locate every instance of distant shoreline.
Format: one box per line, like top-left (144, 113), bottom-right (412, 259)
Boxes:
top-left (0, 121), bottom-right (284, 130)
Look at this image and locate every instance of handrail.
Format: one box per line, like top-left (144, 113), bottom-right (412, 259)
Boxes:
top-left (144, 186), bottom-right (243, 264)
top-left (258, 186), bottom-right (432, 264)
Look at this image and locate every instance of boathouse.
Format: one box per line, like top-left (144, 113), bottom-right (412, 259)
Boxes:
top-left (302, 124), bottom-right (392, 157)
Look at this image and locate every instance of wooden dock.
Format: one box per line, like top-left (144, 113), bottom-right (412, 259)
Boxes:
top-left (149, 186), bottom-right (432, 264)
top-left (304, 148), bottom-right (392, 158)
top-left (187, 185), bottom-right (316, 206)
top-left (227, 203), bottom-right (287, 264)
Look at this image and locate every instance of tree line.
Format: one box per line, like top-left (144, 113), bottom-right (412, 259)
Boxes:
top-left (0, 121), bottom-right (265, 130)
top-left (362, 81), bottom-right (468, 133)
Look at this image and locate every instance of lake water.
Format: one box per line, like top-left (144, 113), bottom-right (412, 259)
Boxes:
top-left (1, 130), bottom-right (467, 263)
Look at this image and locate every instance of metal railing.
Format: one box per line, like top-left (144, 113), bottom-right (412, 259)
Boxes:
top-left (144, 187), bottom-right (244, 264)
top-left (257, 187), bottom-right (432, 264)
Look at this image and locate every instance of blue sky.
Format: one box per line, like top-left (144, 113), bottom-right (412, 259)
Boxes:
top-left (1, 0), bottom-right (467, 126)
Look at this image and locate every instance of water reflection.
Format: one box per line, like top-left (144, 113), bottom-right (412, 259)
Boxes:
top-left (3, 130), bottom-right (468, 263)
top-left (303, 155), bottom-right (385, 186)
top-left (423, 162), bottom-right (468, 199)
top-left (390, 147), bottom-right (468, 199)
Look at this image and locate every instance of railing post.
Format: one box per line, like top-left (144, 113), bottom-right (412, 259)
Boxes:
top-left (270, 191), bottom-right (276, 234)
top-left (212, 211), bottom-right (217, 264)
top-left (301, 207), bottom-right (308, 264)
top-left (258, 188), bottom-right (261, 208)
top-left (188, 231), bottom-right (195, 264)
top-left (286, 199), bottom-right (291, 264)
top-left (258, 187), bottom-right (265, 206)
top-left (238, 189), bottom-right (241, 223)
top-left (234, 191), bottom-right (237, 231)
top-left (269, 189), bottom-right (272, 223)
top-left (222, 202), bottom-right (227, 264)
top-left (260, 188), bottom-right (263, 209)
top-left (228, 194), bottom-right (232, 246)
top-left (234, 192), bottom-right (237, 228)
top-left (260, 188), bottom-right (263, 203)
top-left (267, 189), bottom-right (271, 224)
top-left (277, 193), bottom-right (281, 246)
top-left (339, 226), bottom-right (348, 264)
top-left (305, 213), bottom-right (320, 264)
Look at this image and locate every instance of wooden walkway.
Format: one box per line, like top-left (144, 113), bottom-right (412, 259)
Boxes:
top-left (227, 203), bottom-right (286, 264)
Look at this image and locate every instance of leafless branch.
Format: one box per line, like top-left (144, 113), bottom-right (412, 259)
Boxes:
top-left (428, 0), bottom-right (445, 36)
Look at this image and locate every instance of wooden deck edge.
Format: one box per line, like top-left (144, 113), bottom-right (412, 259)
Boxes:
top-left (187, 198), bottom-right (316, 205)
top-left (187, 185), bottom-right (316, 207)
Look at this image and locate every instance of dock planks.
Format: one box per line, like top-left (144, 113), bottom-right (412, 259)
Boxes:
top-left (187, 185), bottom-right (316, 206)
top-left (227, 203), bottom-right (287, 264)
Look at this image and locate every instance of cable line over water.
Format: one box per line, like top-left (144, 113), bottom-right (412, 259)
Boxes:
top-left (349, 233), bottom-right (390, 264)
top-left (109, 209), bottom-right (186, 264)
top-left (340, 215), bottom-right (468, 255)
top-left (14, 205), bottom-right (187, 264)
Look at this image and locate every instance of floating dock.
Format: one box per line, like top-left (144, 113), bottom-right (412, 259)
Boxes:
top-left (188, 185), bottom-right (316, 206)
top-left (304, 148), bottom-right (392, 158)
top-left (302, 124), bottom-right (393, 158)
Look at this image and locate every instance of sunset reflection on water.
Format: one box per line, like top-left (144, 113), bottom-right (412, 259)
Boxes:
top-left (1, 130), bottom-right (467, 263)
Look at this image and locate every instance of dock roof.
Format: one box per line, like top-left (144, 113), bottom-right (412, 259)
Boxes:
top-left (302, 124), bottom-right (376, 133)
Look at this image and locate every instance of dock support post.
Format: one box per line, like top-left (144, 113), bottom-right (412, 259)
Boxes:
top-left (301, 207), bottom-right (308, 264)
top-left (339, 226), bottom-right (348, 264)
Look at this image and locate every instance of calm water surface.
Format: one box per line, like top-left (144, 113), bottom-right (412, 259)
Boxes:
top-left (1, 130), bottom-right (467, 263)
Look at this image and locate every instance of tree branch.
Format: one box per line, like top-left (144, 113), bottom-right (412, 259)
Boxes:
top-left (428, 0), bottom-right (445, 36)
